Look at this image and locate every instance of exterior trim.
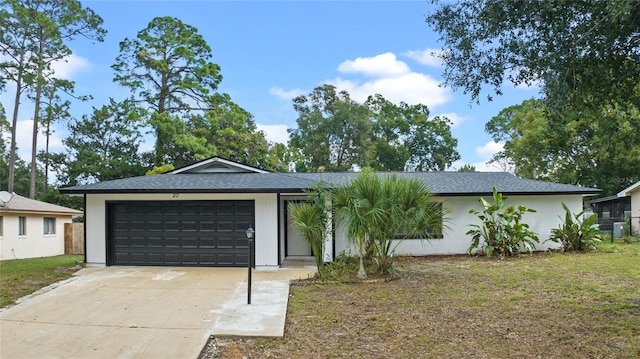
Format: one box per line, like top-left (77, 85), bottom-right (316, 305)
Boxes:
top-left (60, 188), bottom-right (309, 195)
top-left (276, 192), bottom-right (281, 266)
top-left (0, 209), bottom-right (82, 216)
top-left (83, 195), bottom-right (87, 264)
top-left (169, 156), bottom-right (269, 174)
top-left (60, 188), bottom-right (600, 196)
top-left (618, 181), bottom-right (640, 197)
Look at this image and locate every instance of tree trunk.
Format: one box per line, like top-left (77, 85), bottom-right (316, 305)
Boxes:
top-left (8, 53), bottom-right (26, 194)
top-left (30, 31), bottom-right (45, 199)
top-left (8, 76), bottom-right (22, 194)
top-left (43, 115), bottom-right (51, 195)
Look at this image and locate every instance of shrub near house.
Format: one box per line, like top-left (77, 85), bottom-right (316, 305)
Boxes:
top-left (549, 202), bottom-right (601, 251)
top-left (467, 187), bottom-right (539, 257)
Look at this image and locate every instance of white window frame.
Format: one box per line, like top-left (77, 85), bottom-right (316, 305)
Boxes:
top-left (44, 217), bottom-right (56, 235)
top-left (19, 216), bottom-right (26, 236)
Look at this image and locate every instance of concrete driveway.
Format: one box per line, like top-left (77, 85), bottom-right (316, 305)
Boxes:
top-left (0, 266), bottom-right (315, 359)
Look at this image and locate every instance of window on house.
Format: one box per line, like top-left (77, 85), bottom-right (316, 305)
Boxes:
top-left (44, 217), bottom-right (56, 235)
top-left (394, 202), bottom-right (444, 239)
top-left (0, 215), bottom-right (3, 237)
top-left (19, 216), bottom-right (26, 236)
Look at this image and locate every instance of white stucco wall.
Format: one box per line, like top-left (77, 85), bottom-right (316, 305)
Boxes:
top-left (0, 213), bottom-right (71, 260)
top-left (335, 194), bottom-right (582, 256)
top-left (85, 193), bottom-right (278, 267)
top-left (631, 190), bottom-right (640, 234)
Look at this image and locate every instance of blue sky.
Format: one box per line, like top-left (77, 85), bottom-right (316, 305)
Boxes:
top-left (8, 1), bottom-right (540, 171)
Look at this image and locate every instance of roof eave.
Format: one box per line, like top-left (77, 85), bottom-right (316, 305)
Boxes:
top-left (60, 188), bottom-right (601, 197)
top-left (0, 208), bottom-right (83, 216)
top-left (435, 191), bottom-right (600, 197)
top-left (59, 188), bottom-right (309, 195)
top-left (617, 181), bottom-right (640, 197)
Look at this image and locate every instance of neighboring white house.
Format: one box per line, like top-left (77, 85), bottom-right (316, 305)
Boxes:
top-left (618, 181), bottom-right (640, 234)
top-left (0, 191), bottom-right (83, 260)
top-left (60, 157), bottom-right (601, 268)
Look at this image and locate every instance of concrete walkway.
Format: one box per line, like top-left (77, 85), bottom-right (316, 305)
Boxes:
top-left (0, 266), bottom-right (315, 359)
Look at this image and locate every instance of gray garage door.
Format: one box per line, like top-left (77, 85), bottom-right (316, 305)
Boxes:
top-left (107, 200), bottom-right (254, 267)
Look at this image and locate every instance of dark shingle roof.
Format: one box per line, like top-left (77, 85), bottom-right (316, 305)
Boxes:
top-left (60, 171), bottom-right (600, 196)
top-left (288, 172), bottom-right (600, 195)
top-left (60, 173), bottom-right (317, 194)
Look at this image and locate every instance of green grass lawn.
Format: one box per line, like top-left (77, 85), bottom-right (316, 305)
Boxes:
top-left (0, 255), bottom-right (83, 308)
top-left (206, 241), bottom-right (640, 359)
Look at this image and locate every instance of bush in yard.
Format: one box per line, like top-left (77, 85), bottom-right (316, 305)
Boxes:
top-left (288, 183), bottom-right (331, 276)
top-left (334, 170), bottom-right (444, 277)
top-left (467, 187), bottom-right (539, 257)
top-left (548, 202), bottom-right (601, 251)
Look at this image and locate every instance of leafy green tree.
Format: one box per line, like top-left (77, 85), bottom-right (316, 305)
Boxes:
top-left (457, 164), bottom-right (476, 172)
top-left (486, 99), bottom-right (640, 195)
top-left (426, 0), bottom-right (640, 108)
top-left (0, 102), bottom-right (37, 195)
top-left (290, 87), bottom-right (459, 172)
top-left (177, 94), bottom-right (270, 169)
top-left (60, 100), bottom-right (146, 186)
top-left (38, 188), bottom-right (82, 211)
top-left (0, 0), bottom-right (105, 197)
top-left (366, 94), bottom-right (459, 171)
top-left (0, 0), bottom-right (34, 193)
top-left (290, 84), bottom-right (372, 171)
top-left (333, 170), bottom-right (444, 277)
top-left (146, 164), bottom-right (174, 175)
top-left (37, 79), bottom-right (77, 194)
top-left (266, 144), bottom-right (309, 172)
top-left (113, 16), bottom-right (222, 166)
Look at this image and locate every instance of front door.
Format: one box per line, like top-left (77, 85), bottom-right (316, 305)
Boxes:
top-left (286, 201), bottom-right (312, 256)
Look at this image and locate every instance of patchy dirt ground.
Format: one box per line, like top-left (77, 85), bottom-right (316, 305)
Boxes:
top-left (201, 251), bottom-right (640, 359)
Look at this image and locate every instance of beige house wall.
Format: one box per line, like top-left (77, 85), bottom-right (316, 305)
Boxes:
top-left (0, 212), bottom-right (73, 260)
top-left (631, 190), bottom-right (640, 234)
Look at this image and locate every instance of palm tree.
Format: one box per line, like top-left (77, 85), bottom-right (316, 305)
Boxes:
top-left (288, 201), bottom-right (326, 272)
top-left (333, 171), bottom-right (385, 278)
top-left (334, 170), bottom-right (445, 277)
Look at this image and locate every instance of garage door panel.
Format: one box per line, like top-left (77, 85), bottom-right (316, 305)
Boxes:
top-left (109, 201), bottom-right (254, 267)
top-left (236, 204), bottom-right (253, 216)
top-left (217, 221), bottom-right (234, 231)
top-left (235, 220), bottom-right (252, 231)
top-left (147, 236), bottom-right (163, 247)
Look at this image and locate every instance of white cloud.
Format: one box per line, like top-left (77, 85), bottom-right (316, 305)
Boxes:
top-left (50, 53), bottom-right (91, 80)
top-left (269, 87), bottom-right (306, 100)
top-left (327, 52), bottom-right (451, 109)
top-left (448, 141), bottom-right (510, 172)
top-left (435, 112), bottom-right (468, 128)
top-left (472, 160), bottom-right (510, 172)
top-left (14, 119), bottom-right (64, 161)
top-left (337, 52), bottom-right (410, 77)
top-left (475, 141), bottom-right (504, 159)
top-left (472, 141), bottom-right (511, 172)
top-left (404, 48), bottom-right (444, 67)
top-left (329, 73), bottom-right (450, 109)
top-left (256, 123), bottom-right (290, 144)
top-left (272, 52), bottom-right (451, 111)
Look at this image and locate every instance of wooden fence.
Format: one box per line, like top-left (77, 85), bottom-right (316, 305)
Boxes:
top-left (64, 223), bottom-right (84, 255)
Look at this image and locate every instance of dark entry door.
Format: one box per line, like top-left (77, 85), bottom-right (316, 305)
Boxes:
top-left (108, 200), bottom-right (254, 267)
